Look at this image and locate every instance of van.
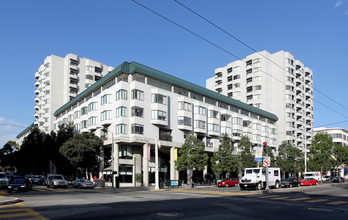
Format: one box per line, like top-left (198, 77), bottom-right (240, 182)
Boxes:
top-left (240, 167), bottom-right (281, 190)
top-left (303, 172), bottom-right (321, 181)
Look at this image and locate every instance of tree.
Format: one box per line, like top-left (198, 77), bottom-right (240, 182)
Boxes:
top-left (175, 134), bottom-right (208, 187)
top-left (239, 136), bottom-right (257, 173)
top-left (275, 141), bottom-right (304, 178)
top-left (332, 143), bottom-right (348, 183)
top-left (59, 132), bottom-right (102, 179)
top-left (308, 133), bottom-right (334, 184)
top-left (211, 134), bottom-right (239, 179)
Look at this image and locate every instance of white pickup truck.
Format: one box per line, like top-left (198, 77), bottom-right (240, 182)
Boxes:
top-left (240, 167), bottom-right (281, 190)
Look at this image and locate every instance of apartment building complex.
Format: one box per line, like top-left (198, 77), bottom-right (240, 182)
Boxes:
top-left (33, 53), bottom-right (114, 132)
top-left (53, 61), bottom-right (278, 187)
top-left (314, 127), bottom-right (348, 146)
top-left (206, 50), bottom-right (313, 152)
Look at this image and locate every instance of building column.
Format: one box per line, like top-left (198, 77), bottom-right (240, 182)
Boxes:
top-left (114, 143), bottom-right (119, 179)
top-left (98, 146), bottom-right (105, 179)
top-left (134, 152), bottom-right (142, 187)
top-left (170, 147), bottom-right (178, 180)
top-left (143, 144), bottom-right (149, 187)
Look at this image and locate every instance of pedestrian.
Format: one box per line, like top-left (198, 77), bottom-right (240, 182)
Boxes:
top-left (93, 175), bottom-right (98, 186)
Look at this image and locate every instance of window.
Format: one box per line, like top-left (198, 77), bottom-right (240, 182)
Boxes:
top-left (247, 86), bottom-right (253, 93)
top-left (233, 66), bottom-right (240, 71)
top-left (194, 120), bottom-right (206, 129)
top-left (254, 94), bottom-right (262, 100)
top-left (254, 76), bottom-right (261, 82)
top-left (152, 110), bottom-right (167, 121)
top-left (81, 120), bottom-right (87, 129)
top-left (80, 107), bottom-right (88, 116)
top-left (95, 66), bottom-right (102, 73)
top-left (119, 145), bottom-right (133, 159)
top-left (74, 124), bottom-right (80, 133)
top-left (103, 79), bottom-right (115, 90)
top-left (253, 67), bottom-right (261, 73)
top-left (88, 116), bottom-right (97, 126)
top-left (133, 73), bottom-right (145, 83)
top-left (221, 127), bottom-right (232, 135)
top-left (178, 101), bottom-right (192, 112)
top-left (221, 114), bottom-right (231, 122)
top-left (117, 73), bottom-right (128, 82)
top-left (116, 106), bottom-right (127, 117)
top-left (131, 124), bottom-right (144, 134)
top-left (228, 84), bottom-right (233, 90)
top-left (234, 83), bottom-right (240, 88)
top-left (227, 67), bottom-right (232, 73)
top-left (233, 91), bottom-right (241, 97)
top-left (178, 116), bottom-right (191, 126)
top-left (208, 123), bottom-right (220, 132)
top-left (131, 89), bottom-right (144, 100)
top-left (254, 85), bottom-right (262, 91)
top-left (232, 117), bottom-right (242, 125)
top-left (119, 165), bottom-right (133, 183)
top-left (86, 75), bottom-right (94, 80)
top-left (194, 106), bottom-right (206, 116)
top-left (131, 106), bottom-right (144, 117)
top-left (152, 94), bottom-right (167, 105)
top-left (101, 94), bottom-right (112, 105)
top-left (209, 110), bottom-right (219, 119)
top-left (253, 58), bottom-right (261, 64)
top-left (101, 110), bottom-right (112, 121)
top-left (88, 102), bottom-right (97, 112)
top-left (116, 89), bottom-right (127, 101)
top-left (227, 76), bottom-right (233, 82)
top-left (233, 75), bottom-right (241, 80)
top-left (116, 124), bottom-right (127, 135)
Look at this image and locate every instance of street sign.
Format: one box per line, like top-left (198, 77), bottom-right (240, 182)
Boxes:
top-left (263, 158), bottom-right (270, 167)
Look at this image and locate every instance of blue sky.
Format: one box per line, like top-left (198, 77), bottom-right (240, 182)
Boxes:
top-left (1, 0), bottom-right (348, 148)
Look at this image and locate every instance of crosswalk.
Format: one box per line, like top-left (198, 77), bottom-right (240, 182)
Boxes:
top-left (166, 189), bottom-right (348, 207)
top-left (0, 202), bottom-right (47, 219)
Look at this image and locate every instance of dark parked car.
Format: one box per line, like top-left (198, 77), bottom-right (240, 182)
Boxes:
top-left (8, 178), bottom-right (32, 193)
top-left (281, 178), bottom-right (300, 188)
top-left (332, 177), bottom-right (345, 183)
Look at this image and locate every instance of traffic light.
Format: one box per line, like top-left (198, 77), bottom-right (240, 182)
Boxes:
top-left (263, 142), bottom-right (267, 153)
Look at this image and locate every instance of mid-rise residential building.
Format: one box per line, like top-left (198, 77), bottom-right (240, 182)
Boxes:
top-left (313, 127), bottom-right (348, 178)
top-left (206, 50), bottom-right (314, 152)
top-left (314, 127), bottom-right (348, 146)
top-left (53, 61), bottom-right (278, 187)
top-left (34, 53), bottom-right (114, 132)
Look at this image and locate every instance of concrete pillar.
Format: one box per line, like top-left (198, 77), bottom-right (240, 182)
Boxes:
top-left (170, 147), bottom-right (178, 180)
top-left (134, 152), bottom-right (142, 186)
top-left (98, 146), bottom-right (105, 178)
top-left (143, 144), bottom-right (149, 187)
top-left (114, 143), bottom-right (119, 178)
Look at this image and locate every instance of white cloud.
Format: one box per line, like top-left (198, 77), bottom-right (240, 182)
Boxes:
top-left (0, 117), bottom-right (27, 148)
top-left (335, 0), bottom-right (348, 15)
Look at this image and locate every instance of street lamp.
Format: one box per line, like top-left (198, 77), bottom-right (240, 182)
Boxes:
top-left (155, 138), bottom-right (160, 190)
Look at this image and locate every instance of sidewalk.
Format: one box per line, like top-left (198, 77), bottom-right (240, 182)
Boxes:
top-left (0, 196), bottom-right (21, 205)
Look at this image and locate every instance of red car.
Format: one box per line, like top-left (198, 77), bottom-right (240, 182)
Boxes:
top-left (300, 178), bottom-right (318, 186)
top-left (217, 178), bottom-right (239, 187)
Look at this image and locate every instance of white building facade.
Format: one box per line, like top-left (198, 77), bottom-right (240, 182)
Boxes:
top-left (313, 127), bottom-right (348, 178)
top-left (53, 61), bottom-right (278, 187)
top-left (206, 50), bottom-right (314, 152)
top-left (34, 53), bottom-right (113, 132)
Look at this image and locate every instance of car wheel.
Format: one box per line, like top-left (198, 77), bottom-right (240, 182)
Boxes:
top-left (79, 185), bottom-right (82, 189)
top-left (257, 182), bottom-right (262, 190)
top-left (275, 181), bottom-right (280, 189)
top-left (310, 183), bottom-right (312, 186)
top-left (235, 183), bottom-right (239, 187)
top-left (225, 184), bottom-right (229, 187)
top-left (289, 184), bottom-right (292, 188)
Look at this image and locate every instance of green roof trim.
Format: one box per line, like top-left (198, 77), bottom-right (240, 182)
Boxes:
top-left (16, 123), bottom-right (35, 138)
top-left (54, 61), bottom-right (278, 121)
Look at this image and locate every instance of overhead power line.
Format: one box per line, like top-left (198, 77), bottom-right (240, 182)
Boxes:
top-left (131, 0), bottom-right (348, 122)
top-left (0, 123), bottom-right (27, 128)
top-left (174, 0), bottom-right (348, 113)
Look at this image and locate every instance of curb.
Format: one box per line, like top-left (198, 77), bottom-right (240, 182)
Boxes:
top-left (0, 197), bottom-right (21, 205)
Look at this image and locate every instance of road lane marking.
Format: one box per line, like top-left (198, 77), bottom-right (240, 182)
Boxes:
top-left (256, 195), bottom-right (279, 198)
top-left (326, 201), bottom-right (348, 205)
top-left (305, 199), bottom-right (328, 203)
top-left (0, 203), bottom-right (48, 219)
top-left (271, 197), bottom-right (290, 200)
top-left (288, 197), bottom-right (311, 201)
top-left (0, 191), bottom-right (7, 195)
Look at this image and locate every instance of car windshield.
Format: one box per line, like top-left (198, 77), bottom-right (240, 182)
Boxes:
top-left (246, 169), bottom-right (260, 174)
top-left (82, 179), bottom-right (91, 183)
top-left (53, 176), bottom-right (63, 179)
top-left (282, 178), bottom-right (289, 181)
top-left (12, 179), bottom-right (26, 184)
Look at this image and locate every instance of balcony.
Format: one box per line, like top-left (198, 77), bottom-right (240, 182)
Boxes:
top-left (159, 129), bottom-right (172, 142)
top-left (35, 72), bottom-right (40, 79)
top-left (35, 81), bottom-right (40, 87)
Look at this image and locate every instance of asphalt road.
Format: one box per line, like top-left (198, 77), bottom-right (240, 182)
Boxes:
top-left (1, 183), bottom-right (348, 219)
